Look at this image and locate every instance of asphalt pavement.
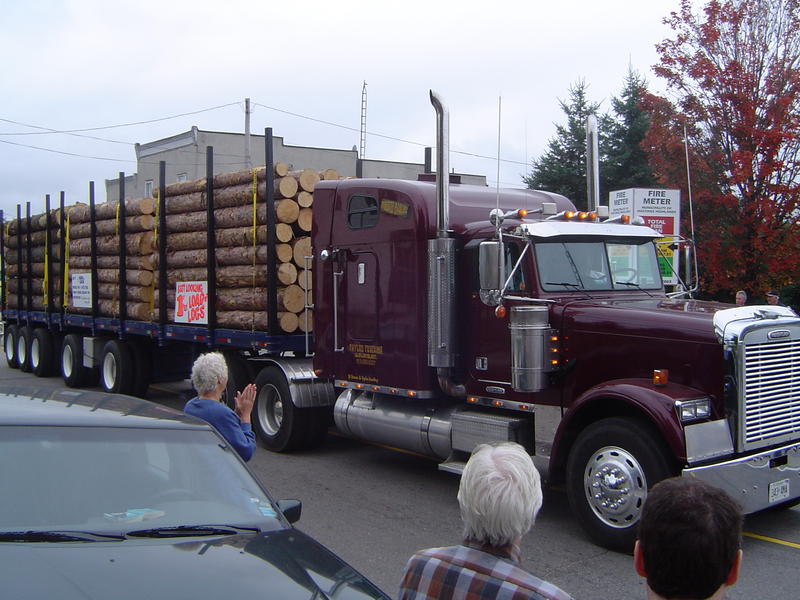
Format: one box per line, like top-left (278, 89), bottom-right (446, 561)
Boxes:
top-left (1, 361), bottom-right (798, 599)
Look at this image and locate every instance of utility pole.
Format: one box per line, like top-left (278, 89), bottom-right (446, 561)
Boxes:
top-left (245, 97), bottom-right (252, 169)
top-left (360, 82), bottom-right (367, 159)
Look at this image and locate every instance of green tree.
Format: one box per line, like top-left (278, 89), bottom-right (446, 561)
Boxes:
top-left (604, 68), bottom-right (658, 192)
top-left (524, 80), bottom-right (603, 210)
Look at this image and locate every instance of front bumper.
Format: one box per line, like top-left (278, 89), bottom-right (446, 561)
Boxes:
top-left (683, 440), bottom-right (800, 513)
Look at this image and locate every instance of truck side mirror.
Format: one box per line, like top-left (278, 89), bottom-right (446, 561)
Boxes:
top-left (479, 241), bottom-right (502, 292)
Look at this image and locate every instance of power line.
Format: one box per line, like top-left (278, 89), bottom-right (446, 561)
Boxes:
top-left (0, 102), bottom-right (241, 135)
top-left (0, 138), bottom-right (134, 163)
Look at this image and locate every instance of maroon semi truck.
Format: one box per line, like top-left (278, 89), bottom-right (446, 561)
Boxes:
top-left (3, 91), bottom-right (800, 550)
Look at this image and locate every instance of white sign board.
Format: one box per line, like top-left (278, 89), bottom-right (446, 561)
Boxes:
top-left (174, 281), bottom-right (209, 325)
top-left (71, 273), bottom-right (92, 308)
top-left (608, 188), bottom-right (681, 286)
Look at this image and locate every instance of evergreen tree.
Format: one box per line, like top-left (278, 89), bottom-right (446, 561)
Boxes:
top-left (524, 80), bottom-right (602, 210)
top-left (605, 68), bottom-right (658, 192)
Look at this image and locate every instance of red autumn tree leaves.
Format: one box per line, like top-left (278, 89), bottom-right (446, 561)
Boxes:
top-left (643, 0), bottom-right (800, 298)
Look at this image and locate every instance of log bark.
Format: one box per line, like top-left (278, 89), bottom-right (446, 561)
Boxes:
top-left (212, 166), bottom-right (266, 188)
top-left (157, 225), bottom-right (269, 251)
top-left (68, 232), bottom-right (155, 256)
top-left (5, 245), bottom-right (63, 263)
top-left (68, 197), bottom-right (156, 223)
top-left (155, 246), bottom-right (269, 269)
top-left (289, 169), bottom-right (320, 193)
top-left (96, 283), bottom-right (153, 303)
top-left (67, 300), bottom-right (152, 320)
top-left (164, 204), bottom-right (284, 233)
top-left (215, 311), bottom-right (268, 330)
top-left (163, 179), bottom-right (206, 197)
top-left (155, 287), bottom-right (270, 311)
top-left (5, 209), bottom-right (62, 235)
top-left (69, 254), bottom-right (156, 270)
top-left (297, 208), bottom-right (313, 232)
top-left (4, 228), bottom-right (61, 249)
top-left (69, 214), bottom-right (155, 238)
top-left (166, 266), bottom-right (269, 287)
top-left (70, 268), bottom-right (154, 286)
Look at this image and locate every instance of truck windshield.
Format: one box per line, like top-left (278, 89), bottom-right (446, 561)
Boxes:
top-left (535, 240), bottom-right (662, 292)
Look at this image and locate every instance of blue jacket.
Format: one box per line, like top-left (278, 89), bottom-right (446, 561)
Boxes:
top-left (184, 397), bottom-right (256, 461)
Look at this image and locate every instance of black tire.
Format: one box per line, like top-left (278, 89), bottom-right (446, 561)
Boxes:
top-left (61, 333), bottom-right (87, 388)
top-left (4, 324), bottom-right (19, 369)
top-left (17, 326), bottom-right (33, 373)
top-left (129, 339), bottom-right (152, 398)
top-left (31, 328), bottom-right (57, 377)
top-left (566, 417), bottom-right (675, 553)
top-left (100, 339), bottom-right (135, 394)
top-left (253, 366), bottom-right (316, 452)
top-left (222, 352), bottom-right (252, 410)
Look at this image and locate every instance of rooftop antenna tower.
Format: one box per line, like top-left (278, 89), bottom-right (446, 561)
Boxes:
top-left (360, 81), bottom-right (367, 158)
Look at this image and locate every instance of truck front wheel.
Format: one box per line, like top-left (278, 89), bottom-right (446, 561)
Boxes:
top-left (566, 417), bottom-right (674, 552)
top-left (253, 366), bottom-right (322, 452)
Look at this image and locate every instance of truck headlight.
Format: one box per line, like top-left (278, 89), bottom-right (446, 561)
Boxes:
top-left (676, 398), bottom-right (711, 422)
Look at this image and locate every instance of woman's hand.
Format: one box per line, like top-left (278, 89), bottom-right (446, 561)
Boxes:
top-left (234, 383), bottom-right (256, 423)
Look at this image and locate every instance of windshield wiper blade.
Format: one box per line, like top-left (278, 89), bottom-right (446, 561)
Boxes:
top-left (0, 530), bottom-right (125, 542)
top-left (614, 281), bottom-right (655, 297)
top-left (545, 282), bottom-right (592, 299)
top-left (126, 524), bottom-right (260, 538)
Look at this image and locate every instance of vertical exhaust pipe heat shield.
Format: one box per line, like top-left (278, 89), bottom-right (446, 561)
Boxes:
top-left (427, 91), bottom-right (463, 396)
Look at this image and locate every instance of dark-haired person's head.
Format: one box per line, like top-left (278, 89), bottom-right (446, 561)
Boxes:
top-left (634, 477), bottom-right (743, 600)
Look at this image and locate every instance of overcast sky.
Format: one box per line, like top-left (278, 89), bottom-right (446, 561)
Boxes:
top-left (0, 0), bottom-right (686, 219)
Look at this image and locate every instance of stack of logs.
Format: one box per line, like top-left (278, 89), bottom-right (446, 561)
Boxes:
top-left (3, 209), bottom-right (63, 311)
top-left (2, 162), bottom-right (339, 334)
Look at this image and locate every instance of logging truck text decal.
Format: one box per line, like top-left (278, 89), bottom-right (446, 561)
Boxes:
top-left (175, 281), bottom-right (208, 324)
top-left (348, 343), bottom-right (383, 366)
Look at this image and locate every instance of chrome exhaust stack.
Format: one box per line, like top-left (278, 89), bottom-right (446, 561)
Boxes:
top-left (427, 90), bottom-right (464, 397)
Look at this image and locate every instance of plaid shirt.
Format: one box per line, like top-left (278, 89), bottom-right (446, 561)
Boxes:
top-left (398, 540), bottom-right (573, 600)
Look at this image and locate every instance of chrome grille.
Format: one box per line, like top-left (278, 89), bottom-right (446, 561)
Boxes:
top-left (743, 339), bottom-right (800, 446)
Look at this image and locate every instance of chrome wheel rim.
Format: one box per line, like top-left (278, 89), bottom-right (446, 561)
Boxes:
top-left (102, 353), bottom-right (117, 390)
top-left (583, 445), bottom-right (647, 528)
top-left (257, 384), bottom-right (283, 436)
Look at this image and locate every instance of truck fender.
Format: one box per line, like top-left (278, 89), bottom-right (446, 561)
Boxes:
top-left (549, 378), bottom-right (706, 482)
top-left (252, 357), bottom-right (335, 409)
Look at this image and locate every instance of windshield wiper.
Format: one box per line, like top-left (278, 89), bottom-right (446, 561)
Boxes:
top-left (126, 524), bottom-right (261, 538)
top-left (614, 281), bottom-right (655, 297)
top-left (545, 282), bottom-right (592, 299)
top-left (0, 530), bottom-right (126, 542)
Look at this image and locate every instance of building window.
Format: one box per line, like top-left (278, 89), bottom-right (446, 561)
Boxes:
top-left (145, 180), bottom-right (154, 198)
top-left (347, 195), bottom-right (379, 229)
top-left (177, 173), bottom-right (187, 182)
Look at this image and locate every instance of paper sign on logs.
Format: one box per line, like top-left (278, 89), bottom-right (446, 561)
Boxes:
top-left (3, 164), bottom-right (341, 334)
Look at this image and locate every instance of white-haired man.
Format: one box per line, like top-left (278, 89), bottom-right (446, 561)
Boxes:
top-left (398, 442), bottom-right (572, 600)
top-left (184, 352), bottom-right (257, 461)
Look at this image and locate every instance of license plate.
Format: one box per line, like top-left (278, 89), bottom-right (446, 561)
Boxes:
top-left (769, 479), bottom-right (790, 504)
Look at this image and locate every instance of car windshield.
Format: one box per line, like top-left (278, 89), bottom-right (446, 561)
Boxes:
top-left (0, 426), bottom-right (284, 536)
top-left (535, 239), bottom-right (663, 292)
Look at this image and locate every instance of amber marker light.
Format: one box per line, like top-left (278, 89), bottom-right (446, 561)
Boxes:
top-left (492, 400), bottom-right (503, 407)
top-left (588, 212), bottom-right (598, 220)
top-left (467, 397), bottom-right (478, 403)
top-left (314, 369), bottom-right (323, 376)
top-left (407, 391), bottom-right (418, 397)
top-left (371, 386), bottom-right (380, 391)
top-left (621, 215), bottom-right (631, 224)
top-left (577, 211), bottom-right (588, 220)
top-left (565, 210), bottom-right (576, 219)
top-left (518, 209), bottom-right (528, 218)
top-left (355, 383), bottom-right (364, 389)
top-left (495, 305), bottom-right (507, 318)
top-left (653, 369), bottom-right (669, 387)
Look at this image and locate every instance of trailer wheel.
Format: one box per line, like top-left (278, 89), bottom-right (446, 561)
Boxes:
top-left (31, 328), bottom-right (57, 377)
top-left (566, 417), bottom-right (674, 553)
top-left (222, 353), bottom-right (252, 410)
top-left (253, 366), bottom-right (315, 452)
top-left (4, 324), bottom-right (19, 369)
top-left (62, 334), bottom-right (87, 388)
top-left (17, 326), bottom-right (33, 373)
top-left (100, 340), bottom-right (134, 394)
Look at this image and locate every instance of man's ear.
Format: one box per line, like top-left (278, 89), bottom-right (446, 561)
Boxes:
top-left (633, 540), bottom-right (647, 578)
top-left (725, 549), bottom-right (743, 586)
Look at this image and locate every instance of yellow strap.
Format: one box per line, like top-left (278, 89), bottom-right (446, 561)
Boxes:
top-left (251, 168), bottom-right (258, 333)
top-left (63, 213), bottom-right (70, 308)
